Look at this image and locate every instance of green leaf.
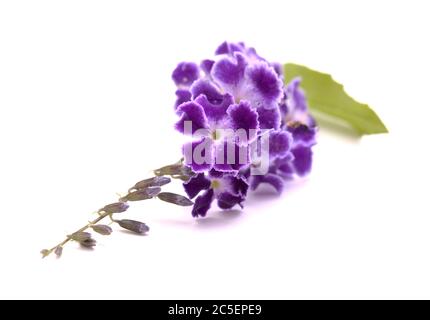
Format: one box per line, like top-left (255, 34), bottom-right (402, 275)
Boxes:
top-left (283, 63), bottom-right (388, 135)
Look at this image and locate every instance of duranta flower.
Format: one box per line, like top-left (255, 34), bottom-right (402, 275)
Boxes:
top-left (43, 41), bottom-right (388, 258)
top-left (172, 41), bottom-right (317, 216)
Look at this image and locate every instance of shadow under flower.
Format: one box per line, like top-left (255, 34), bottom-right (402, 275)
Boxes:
top-left (76, 245), bottom-right (95, 252)
top-left (118, 229), bottom-right (149, 237)
top-left (151, 173), bottom-right (316, 234)
top-left (157, 179), bottom-right (310, 229)
top-left (194, 209), bottom-right (242, 229)
top-left (244, 179), bottom-right (307, 206)
top-left (246, 187), bottom-right (282, 203)
top-left (194, 180), bottom-right (306, 227)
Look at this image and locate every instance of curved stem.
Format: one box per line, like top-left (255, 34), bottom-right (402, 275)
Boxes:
top-left (45, 210), bottom-right (112, 256)
top-left (42, 158), bottom-right (191, 258)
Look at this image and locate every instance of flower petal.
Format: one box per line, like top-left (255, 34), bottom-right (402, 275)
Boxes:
top-left (215, 173), bottom-right (249, 196)
top-left (286, 77), bottom-right (308, 112)
top-left (256, 106), bottom-right (281, 130)
top-left (190, 79), bottom-right (224, 103)
top-left (227, 101), bottom-right (259, 143)
top-left (183, 173), bottom-right (211, 199)
top-left (250, 173), bottom-right (284, 193)
top-left (287, 123), bottom-right (317, 146)
top-left (217, 192), bottom-right (245, 209)
top-left (192, 189), bottom-right (214, 217)
top-left (211, 53), bottom-right (247, 88)
top-left (274, 156), bottom-right (295, 178)
top-left (291, 145), bottom-right (313, 176)
top-left (244, 61), bottom-right (283, 108)
top-left (200, 59), bottom-right (215, 75)
top-left (213, 140), bottom-right (249, 172)
top-left (224, 175), bottom-right (249, 196)
top-left (283, 79), bottom-right (316, 127)
top-left (208, 169), bottom-right (224, 179)
top-left (215, 41), bottom-right (245, 55)
top-left (183, 138), bottom-right (214, 173)
top-left (172, 62), bottom-right (200, 87)
top-left (234, 174), bottom-right (249, 196)
top-left (174, 89), bottom-right (191, 109)
top-left (175, 101), bottom-right (209, 134)
top-left (194, 94), bottom-right (233, 124)
top-left (271, 62), bottom-right (283, 78)
top-left (269, 130), bottom-right (292, 158)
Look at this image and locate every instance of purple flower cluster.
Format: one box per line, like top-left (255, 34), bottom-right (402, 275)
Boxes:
top-left (172, 42), bottom-right (317, 217)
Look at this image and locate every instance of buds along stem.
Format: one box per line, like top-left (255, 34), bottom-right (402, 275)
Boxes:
top-left (41, 159), bottom-right (193, 258)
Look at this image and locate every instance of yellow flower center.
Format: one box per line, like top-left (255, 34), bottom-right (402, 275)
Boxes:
top-left (211, 130), bottom-right (222, 140)
top-left (211, 180), bottom-right (221, 189)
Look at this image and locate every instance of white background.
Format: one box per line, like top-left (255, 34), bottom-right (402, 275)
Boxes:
top-left (1, 0), bottom-right (429, 299)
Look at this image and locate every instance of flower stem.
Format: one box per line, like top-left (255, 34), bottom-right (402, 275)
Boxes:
top-left (41, 158), bottom-right (194, 258)
top-left (44, 210), bottom-right (112, 257)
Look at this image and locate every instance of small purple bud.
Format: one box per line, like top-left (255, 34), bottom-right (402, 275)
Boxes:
top-left (157, 192), bottom-right (194, 206)
top-left (54, 246), bottom-right (63, 258)
top-left (80, 238), bottom-right (97, 248)
top-left (91, 224), bottom-right (113, 236)
top-left (133, 176), bottom-right (171, 190)
top-left (116, 219), bottom-right (149, 234)
top-left (69, 231), bottom-right (92, 242)
top-left (154, 163), bottom-right (196, 181)
top-left (133, 177), bottom-right (155, 189)
top-left (151, 176), bottom-right (171, 187)
top-left (144, 186), bottom-right (162, 197)
top-left (121, 187), bottom-right (161, 202)
top-left (100, 202), bottom-right (129, 214)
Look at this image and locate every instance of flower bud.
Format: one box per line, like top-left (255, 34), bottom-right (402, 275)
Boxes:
top-left (69, 231), bottom-right (92, 242)
top-left (157, 192), bottom-right (194, 206)
top-left (80, 238), bottom-right (97, 248)
top-left (100, 202), bottom-right (129, 214)
top-left (54, 246), bottom-right (63, 258)
top-left (152, 176), bottom-right (172, 186)
top-left (116, 219), bottom-right (149, 234)
top-left (91, 224), bottom-right (113, 236)
top-left (120, 187), bottom-right (161, 202)
top-left (154, 163), bottom-right (195, 181)
top-left (133, 176), bottom-right (171, 190)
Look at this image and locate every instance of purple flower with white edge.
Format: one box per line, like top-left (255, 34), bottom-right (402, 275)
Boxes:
top-left (215, 41), bottom-right (246, 55)
top-left (211, 48), bottom-right (283, 129)
top-left (183, 170), bottom-right (249, 217)
top-left (250, 78), bottom-right (317, 193)
top-left (249, 129), bottom-right (293, 193)
top-left (172, 42), bottom-right (284, 125)
top-left (215, 41), bottom-right (265, 64)
top-left (172, 62), bottom-right (200, 87)
top-left (250, 123), bottom-right (316, 192)
top-left (171, 41), bottom-right (317, 215)
top-left (211, 53), bottom-right (283, 109)
top-left (175, 96), bottom-right (259, 173)
top-left (172, 62), bottom-right (201, 109)
top-left (42, 41), bottom-right (324, 258)
top-left (174, 89), bottom-right (192, 109)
